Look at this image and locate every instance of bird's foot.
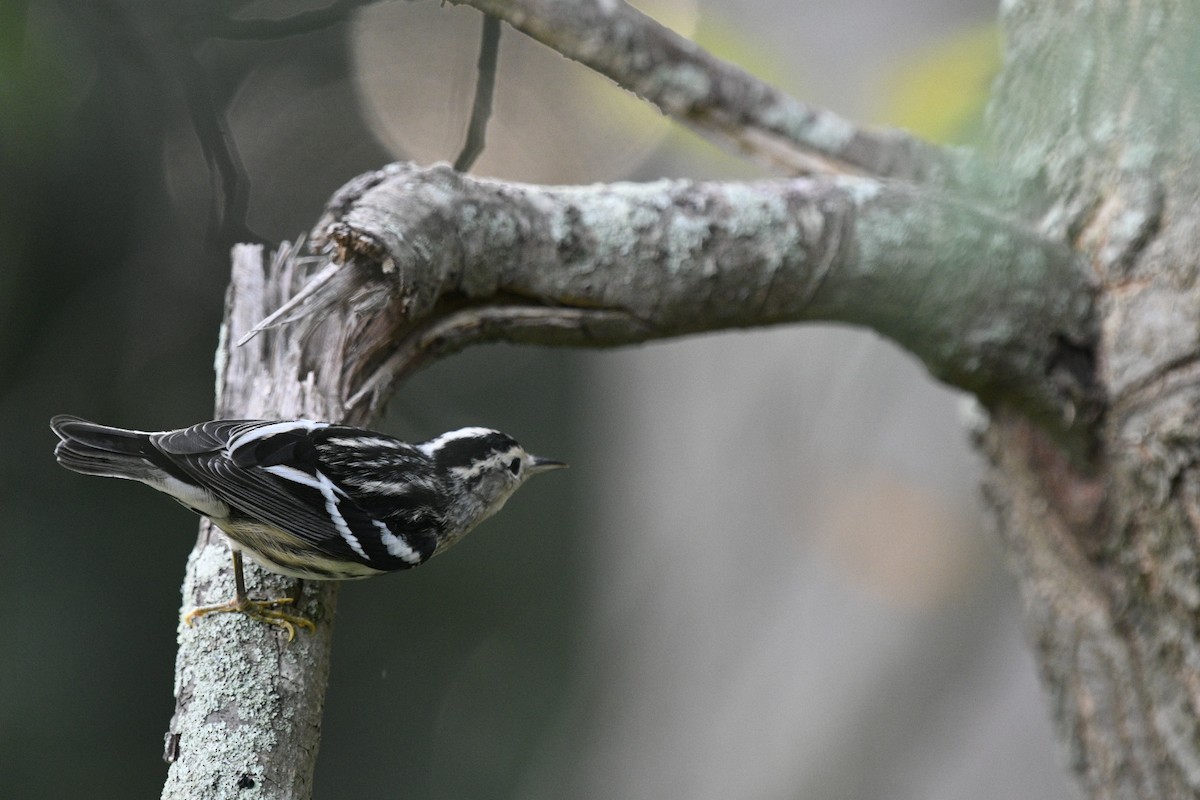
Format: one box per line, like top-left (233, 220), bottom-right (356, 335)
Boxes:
top-left (183, 596), bottom-right (316, 641)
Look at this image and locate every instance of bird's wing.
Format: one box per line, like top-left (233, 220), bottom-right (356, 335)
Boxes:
top-left (151, 421), bottom-right (423, 568)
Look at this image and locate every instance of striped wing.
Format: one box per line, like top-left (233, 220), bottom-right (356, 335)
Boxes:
top-left (151, 420), bottom-right (436, 571)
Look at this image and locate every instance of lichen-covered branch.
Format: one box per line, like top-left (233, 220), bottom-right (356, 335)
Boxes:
top-left (157, 1), bottom-right (1200, 798)
top-left (162, 244), bottom-right (370, 799)
top-left (448, 0), bottom-right (963, 183)
top-left (267, 162), bottom-right (1096, 449)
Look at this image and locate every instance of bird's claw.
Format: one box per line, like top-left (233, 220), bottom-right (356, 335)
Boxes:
top-left (183, 596), bottom-right (316, 641)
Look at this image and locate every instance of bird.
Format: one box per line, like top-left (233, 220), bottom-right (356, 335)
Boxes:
top-left (50, 415), bottom-right (566, 638)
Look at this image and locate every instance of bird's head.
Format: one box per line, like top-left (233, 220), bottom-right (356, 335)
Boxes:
top-left (419, 427), bottom-right (566, 526)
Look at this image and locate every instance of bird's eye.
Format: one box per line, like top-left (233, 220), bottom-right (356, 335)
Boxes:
top-left (508, 458), bottom-right (522, 475)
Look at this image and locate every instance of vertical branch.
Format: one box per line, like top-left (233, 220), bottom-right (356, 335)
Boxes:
top-left (162, 244), bottom-right (350, 800)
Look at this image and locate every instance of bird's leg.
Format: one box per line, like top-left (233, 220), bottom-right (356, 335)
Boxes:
top-left (182, 551), bottom-right (317, 641)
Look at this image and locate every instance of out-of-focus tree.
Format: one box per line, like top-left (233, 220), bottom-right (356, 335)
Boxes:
top-left (9, 2), bottom-right (1200, 800)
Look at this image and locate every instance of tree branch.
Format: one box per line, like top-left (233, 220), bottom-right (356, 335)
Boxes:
top-left (162, 243), bottom-right (372, 799)
top-left (447, 0), bottom-right (965, 183)
top-left (236, 162), bottom-right (1098, 452)
top-left (453, 13), bottom-right (502, 173)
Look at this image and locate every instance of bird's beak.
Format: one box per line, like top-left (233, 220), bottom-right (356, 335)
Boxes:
top-left (528, 455), bottom-right (568, 474)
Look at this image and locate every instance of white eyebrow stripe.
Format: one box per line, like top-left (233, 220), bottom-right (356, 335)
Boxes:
top-left (418, 427), bottom-right (497, 456)
top-left (263, 464), bottom-right (368, 561)
top-left (227, 420), bottom-right (328, 453)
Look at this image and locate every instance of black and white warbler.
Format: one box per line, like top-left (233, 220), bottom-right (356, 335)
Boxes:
top-left (51, 415), bottom-right (565, 637)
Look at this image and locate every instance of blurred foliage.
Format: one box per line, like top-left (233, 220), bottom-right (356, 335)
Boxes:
top-left (875, 24), bottom-right (1000, 144)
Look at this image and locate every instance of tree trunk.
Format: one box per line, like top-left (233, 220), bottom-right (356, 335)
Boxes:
top-left (981, 2), bottom-right (1200, 796)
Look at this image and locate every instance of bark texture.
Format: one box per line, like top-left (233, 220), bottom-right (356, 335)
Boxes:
top-left (162, 244), bottom-right (360, 799)
top-left (161, 1), bottom-right (1200, 797)
top-left (979, 2), bottom-right (1200, 797)
top-left (299, 164), bottom-right (1095, 447)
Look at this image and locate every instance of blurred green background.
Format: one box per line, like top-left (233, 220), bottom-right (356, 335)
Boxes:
top-left (2, 1), bottom-right (1079, 799)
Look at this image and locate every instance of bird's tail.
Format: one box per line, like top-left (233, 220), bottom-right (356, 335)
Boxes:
top-left (50, 415), bottom-right (160, 482)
